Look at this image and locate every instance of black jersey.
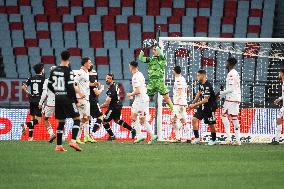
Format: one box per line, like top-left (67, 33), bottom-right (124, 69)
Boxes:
top-left (25, 74), bottom-right (45, 103)
top-left (48, 66), bottom-right (77, 104)
top-left (89, 70), bottom-right (99, 103)
top-left (197, 80), bottom-right (217, 110)
top-left (106, 82), bottom-right (122, 109)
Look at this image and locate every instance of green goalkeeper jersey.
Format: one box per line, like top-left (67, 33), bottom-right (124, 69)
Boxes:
top-left (138, 47), bottom-right (166, 80)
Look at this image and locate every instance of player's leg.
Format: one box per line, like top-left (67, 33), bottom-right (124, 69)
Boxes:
top-left (204, 111), bottom-right (217, 146)
top-left (171, 114), bottom-right (181, 142)
top-left (76, 100), bottom-right (87, 144)
top-left (22, 103), bottom-right (41, 141)
top-left (54, 104), bottom-right (67, 152)
top-left (43, 106), bottom-right (56, 143)
top-left (157, 80), bottom-right (173, 111)
top-left (180, 117), bottom-right (191, 143)
top-left (231, 115), bottom-right (241, 145)
top-left (83, 101), bottom-right (96, 143)
top-left (102, 109), bottom-right (116, 141)
top-left (91, 102), bottom-right (103, 134)
top-left (191, 111), bottom-right (203, 144)
top-left (114, 108), bottom-right (136, 139)
top-left (132, 112), bottom-right (144, 143)
top-left (207, 123), bottom-right (217, 146)
top-left (270, 109), bottom-right (283, 145)
top-left (67, 103), bottom-right (82, 151)
top-left (221, 102), bottom-right (231, 144)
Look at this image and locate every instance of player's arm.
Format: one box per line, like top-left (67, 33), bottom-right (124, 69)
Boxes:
top-left (127, 86), bottom-right (141, 99)
top-left (188, 91), bottom-right (202, 109)
top-left (274, 96), bottom-right (283, 105)
top-left (39, 80), bottom-right (48, 108)
top-left (67, 71), bottom-right (78, 104)
top-left (22, 78), bottom-right (31, 95)
top-left (47, 72), bottom-right (55, 93)
top-left (94, 85), bottom-right (104, 96)
top-left (100, 96), bottom-right (111, 108)
top-left (138, 50), bottom-right (150, 63)
top-left (219, 78), bottom-right (234, 98)
top-left (156, 46), bottom-right (166, 60)
top-left (190, 96), bottom-right (209, 109)
top-left (89, 82), bottom-right (100, 87)
top-left (74, 73), bottom-right (86, 99)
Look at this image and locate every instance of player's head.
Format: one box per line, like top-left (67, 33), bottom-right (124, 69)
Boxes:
top-left (33, 63), bottom-right (44, 75)
top-left (106, 73), bottom-right (114, 85)
top-left (129, 61), bottom-right (138, 73)
top-left (152, 46), bottom-right (158, 56)
top-left (279, 68), bottom-right (284, 79)
top-left (197, 69), bottom-right (207, 82)
top-left (81, 57), bottom-right (92, 71)
top-left (226, 57), bottom-right (237, 70)
top-left (173, 66), bottom-right (182, 76)
top-left (61, 50), bottom-right (70, 65)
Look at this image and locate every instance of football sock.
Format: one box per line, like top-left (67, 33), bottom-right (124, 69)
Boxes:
top-left (173, 121), bottom-right (180, 140)
top-left (118, 120), bottom-right (132, 131)
top-left (142, 122), bottom-right (154, 138)
top-left (132, 120), bottom-right (141, 138)
top-left (222, 116), bottom-right (231, 141)
top-left (211, 132), bottom-right (216, 141)
top-left (276, 124), bottom-right (282, 142)
top-left (56, 122), bottom-right (65, 145)
top-left (72, 120), bottom-right (80, 142)
top-left (193, 130), bottom-right (199, 139)
top-left (103, 123), bottom-right (114, 137)
top-left (93, 119), bottom-right (102, 133)
top-left (232, 118), bottom-right (240, 142)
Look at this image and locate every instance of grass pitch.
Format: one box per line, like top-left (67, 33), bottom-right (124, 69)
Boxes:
top-left (0, 141), bottom-right (283, 189)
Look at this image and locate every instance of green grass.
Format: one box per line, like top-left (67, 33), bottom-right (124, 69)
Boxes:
top-left (0, 141), bottom-right (284, 189)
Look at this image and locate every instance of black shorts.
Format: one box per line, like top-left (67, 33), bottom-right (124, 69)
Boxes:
top-left (29, 102), bottom-right (42, 117)
top-left (194, 108), bottom-right (216, 125)
top-left (103, 107), bottom-right (122, 122)
top-left (90, 101), bottom-right (103, 118)
top-left (55, 102), bottom-right (80, 120)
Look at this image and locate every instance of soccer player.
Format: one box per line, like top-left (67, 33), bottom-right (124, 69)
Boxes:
top-left (100, 73), bottom-right (136, 141)
top-left (138, 41), bottom-right (174, 111)
top-left (39, 66), bottom-right (57, 143)
top-left (21, 63), bottom-right (45, 141)
top-left (219, 58), bottom-right (242, 145)
top-left (171, 66), bottom-right (191, 142)
top-left (188, 69), bottom-right (218, 145)
top-left (127, 61), bottom-right (158, 144)
top-left (48, 50), bottom-right (82, 152)
top-left (89, 66), bottom-right (112, 139)
top-left (74, 57), bottom-right (96, 144)
top-left (270, 68), bottom-right (284, 145)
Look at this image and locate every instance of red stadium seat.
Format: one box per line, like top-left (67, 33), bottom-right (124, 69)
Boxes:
top-left (49, 15), bottom-right (61, 22)
top-left (221, 33), bottom-right (233, 38)
top-left (19, 0), bottom-right (31, 6)
top-left (0, 6), bottom-right (6, 13)
top-left (14, 47), bottom-right (27, 55)
top-left (224, 1), bottom-right (237, 17)
top-left (122, 0), bottom-right (134, 7)
top-left (134, 48), bottom-right (149, 58)
top-left (195, 16), bottom-right (208, 32)
top-left (175, 48), bottom-right (189, 57)
top-left (90, 31), bottom-right (103, 48)
top-left (199, 0), bottom-right (211, 8)
top-left (63, 23), bottom-right (76, 31)
top-left (155, 24), bottom-right (168, 32)
top-left (96, 56), bottom-right (109, 65)
top-left (41, 56), bottom-right (55, 64)
top-left (222, 17), bottom-right (235, 25)
top-left (35, 14), bottom-right (48, 22)
top-left (247, 25), bottom-right (261, 33)
top-left (169, 32), bottom-right (181, 37)
top-left (68, 48), bottom-right (81, 56)
top-left (147, 0), bottom-right (160, 16)
top-left (201, 57), bottom-right (215, 67)
top-left (128, 16), bottom-right (142, 23)
top-left (83, 7), bottom-right (96, 15)
top-left (70, 0), bottom-right (83, 7)
top-left (102, 15), bottom-right (115, 31)
top-left (116, 24), bottom-right (129, 40)
top-left (57, 7), bottom-right (70, 15)
top-left (186, 0), bottom-right (198, 8)
top-left (109, 7), bottom-right (121, 16)
top-left (161, 0), bottom-right (172, 8)
top-left (172, 8), bottom-right (185, 17)
top-left (37, 31), bottom-right (50, 39)
top-left (168, 16), bottom-right (181, 24)
top-left (75, 15), bottom-right (88, 23)
top-left (250, 9), bottom-right (263, 17)
top-left (25, 39), bottom-right (38, 47)
top-left (10, 22), bottom-right (24, 30)
top-left (96, 0), bottom-right (108, 7)
top-left (142, 32), bottom-right (155, 40)
top-left (6, 6), bottom-right (19, 14)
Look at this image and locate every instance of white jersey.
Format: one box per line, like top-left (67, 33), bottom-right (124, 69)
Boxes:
top-left (39, 79), bottom-right (55, 106)
top-left (222, 69), bottom-right (241, 102)
top-left (132, 71), bottom-right (148, 102)
top-left (281, 82), bottom-right (284, 107)
top-left (74, 68), bottom-right (90, 100)
top-left (173, 75), bottom-right (188, 106)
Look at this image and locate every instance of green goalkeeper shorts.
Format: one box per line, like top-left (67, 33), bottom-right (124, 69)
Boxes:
top-left (147, 78), bottom-right (169, 97)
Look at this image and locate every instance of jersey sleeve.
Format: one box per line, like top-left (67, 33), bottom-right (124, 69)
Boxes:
top-left (66, 70), bottom-right (77, 103)
top-left (24, 78), bottom-right (31, 87)
top-left (39, 79), bottom-right (48, 105)
top-left (47, 70), bottom-right (55, 93)
top-left (132, 75), bottom-right (140, 88)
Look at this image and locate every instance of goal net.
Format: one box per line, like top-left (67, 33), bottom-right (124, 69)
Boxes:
top-left (156, 37), bottom-right (284, 142)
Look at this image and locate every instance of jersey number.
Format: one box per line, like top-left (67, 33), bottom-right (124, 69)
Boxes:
top-left (53, 76), bottom-right (65, 91)
top-left (32, 83), bottom-right (39, 95)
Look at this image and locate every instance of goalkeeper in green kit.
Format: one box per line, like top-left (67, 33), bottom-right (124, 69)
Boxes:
top-left (138, 39), bottom-right (174, 111)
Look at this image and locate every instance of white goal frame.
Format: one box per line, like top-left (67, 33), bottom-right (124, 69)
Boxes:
top-left (157, 37), bottom-right (284, 141)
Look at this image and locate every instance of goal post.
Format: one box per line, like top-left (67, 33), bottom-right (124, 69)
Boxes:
top-left (156, 37), bottom-right (284, 142)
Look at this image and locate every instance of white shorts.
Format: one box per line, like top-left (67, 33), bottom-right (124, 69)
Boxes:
top-left (132, 100), bottom-right (149, 119)
top-left (222, 101), bottom-right (240, 116)
top-left (44, 105), bottom-right (55, 118)
top-left (278, 107), bottom-right (284, 119)
top-left (172, 105), bottom-right (187, 120)
top-left (78, 99), bottom-right (90, 118)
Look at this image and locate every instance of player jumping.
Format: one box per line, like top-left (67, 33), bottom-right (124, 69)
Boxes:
top-left (189, 69), bottom-right (218, 146)
top-left (100, 73), bottom-right (136, 141)
top-left (21, 63), bottom-right (45, 141)
top-left (127, 61), bottom-right (158, 144)
top-left (270, 68), bottom-right (284, 145)
top-left (39, 66), bottom-right (57, 143)
top-left (138, 39), bottom-right (174, 111)
top-left (219, 57), bottom-right (242, 146)
top-left (48, 50), bottom-right (82, 152)
top-left (171, 66), bottom-right (191, 142)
